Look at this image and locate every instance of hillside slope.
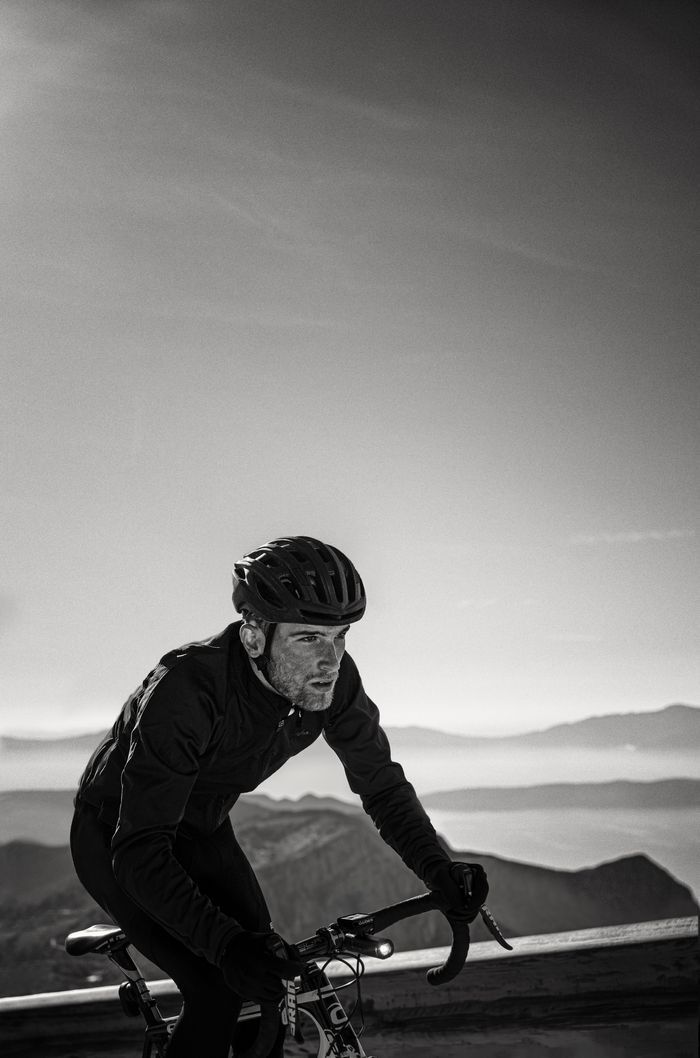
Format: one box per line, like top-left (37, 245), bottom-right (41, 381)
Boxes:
top-left (0, 805), bottom-right (696, 998)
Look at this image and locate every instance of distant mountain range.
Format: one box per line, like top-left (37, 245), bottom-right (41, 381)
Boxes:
top-left (0, 801), bottom-right (697, 998)
top-left (2, 778), bottom-right (699, 846)
top-left (2, 702), bottom-right (698, 753)
top-left (421, 778), bottom-right (700, 812)
top-left (385, 703), bottom-right (700, 752)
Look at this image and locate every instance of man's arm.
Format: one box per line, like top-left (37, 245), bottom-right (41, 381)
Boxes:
top-left (110, 660), bottom-right (242, 966)
top-left (322, 654), bottom-right (452, 884)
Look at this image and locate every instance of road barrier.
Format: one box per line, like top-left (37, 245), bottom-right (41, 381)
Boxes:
top-left (0, 917), bottom-right (697, 1056)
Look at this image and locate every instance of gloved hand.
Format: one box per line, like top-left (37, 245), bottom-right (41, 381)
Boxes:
top-left (427, 860), bottom-right (489, 922)
top-left (221, 930), bottom-right (303, 1002)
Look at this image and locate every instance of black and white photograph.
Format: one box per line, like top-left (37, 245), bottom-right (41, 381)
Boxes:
top-left (1, 2), bottom-right (698, 1055)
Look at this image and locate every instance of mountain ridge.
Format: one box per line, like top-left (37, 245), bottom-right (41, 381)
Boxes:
top-left (2, 778), bottom-right (699, 846)
top-left (385, 703), bottom-right (700, 750)
top-left (0, 808), bottom-right (697, 998)
top-left (2, 702), bottom-right (698, 752)
top-left (421, 778), bottom-right (700, 811)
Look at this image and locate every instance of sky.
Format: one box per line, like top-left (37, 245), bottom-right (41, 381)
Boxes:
top-left (1, 0), bottom-right (698, 737)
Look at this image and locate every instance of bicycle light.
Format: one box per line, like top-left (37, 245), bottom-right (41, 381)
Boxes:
top-left (374, 938), bottom-right (394, 959)
top-left (342, 933), bottom-right (394, 959)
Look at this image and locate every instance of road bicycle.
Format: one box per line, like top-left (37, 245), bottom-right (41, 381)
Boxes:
top-left (65, 892), bottom-right (511, 1057)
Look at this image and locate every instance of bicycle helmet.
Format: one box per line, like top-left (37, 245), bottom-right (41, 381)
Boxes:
top-left (232, 536), bottom-right (366, 625)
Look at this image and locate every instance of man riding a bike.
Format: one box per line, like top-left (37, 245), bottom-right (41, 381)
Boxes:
top-left (70, 536), bottom-right (489, 1056)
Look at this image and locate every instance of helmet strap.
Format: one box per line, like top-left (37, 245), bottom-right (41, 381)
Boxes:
top-left (241, 611), bottom-right (277, 679)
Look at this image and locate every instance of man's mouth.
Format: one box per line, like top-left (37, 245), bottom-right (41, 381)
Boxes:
top-left (309, 678), bottom-right (335, 690)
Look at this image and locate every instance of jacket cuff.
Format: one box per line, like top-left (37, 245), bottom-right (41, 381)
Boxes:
top-left (420, 853), bottom-right (453, 887)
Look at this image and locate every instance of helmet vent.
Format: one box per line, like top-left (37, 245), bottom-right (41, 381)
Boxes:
top-left (232, 536), bottom-right (366, 625)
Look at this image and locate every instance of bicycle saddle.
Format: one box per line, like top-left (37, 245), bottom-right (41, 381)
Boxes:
top-left (65, 923), bottom-right (127, 956)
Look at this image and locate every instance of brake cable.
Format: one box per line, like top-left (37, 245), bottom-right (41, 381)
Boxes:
top-left (318, 953), bottom-right (368, 1042)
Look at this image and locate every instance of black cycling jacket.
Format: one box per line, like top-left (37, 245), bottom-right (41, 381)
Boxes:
top-left (76, 622), bottom-right (450, 966)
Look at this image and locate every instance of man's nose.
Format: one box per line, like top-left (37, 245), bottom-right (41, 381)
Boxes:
top-left (318, 640), bottom-right (341, 672)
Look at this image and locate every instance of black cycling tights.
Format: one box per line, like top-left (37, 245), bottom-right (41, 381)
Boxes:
top-left (70, 802), bottom-right (284, 1057)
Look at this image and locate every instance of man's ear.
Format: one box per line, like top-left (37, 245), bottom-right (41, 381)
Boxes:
top-left (240, 622), bottom-right (266, 658)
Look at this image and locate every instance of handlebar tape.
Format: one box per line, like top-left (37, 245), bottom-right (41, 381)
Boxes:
top-left (361, 892), bottom-right (472, 985)
top-left (426, 915), bottom-right (471, 985)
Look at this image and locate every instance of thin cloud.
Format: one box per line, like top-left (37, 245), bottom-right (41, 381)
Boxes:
top-left (455, 223), bottom-right (641, 288)
top-left (569, 530), bottom-right (696, 546)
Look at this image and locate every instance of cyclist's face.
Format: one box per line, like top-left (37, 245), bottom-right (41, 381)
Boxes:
top-left (268, 623), bottom-right (349, 711)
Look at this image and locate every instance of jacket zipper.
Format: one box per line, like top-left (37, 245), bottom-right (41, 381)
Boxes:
top-left (276, 707), bottom-right (309, 736)
top-left (295, 707), bottom-right (308, 735)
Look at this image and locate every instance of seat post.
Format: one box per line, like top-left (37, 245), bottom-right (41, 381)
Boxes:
top-left (105, 938), bottom-right (167, 1031)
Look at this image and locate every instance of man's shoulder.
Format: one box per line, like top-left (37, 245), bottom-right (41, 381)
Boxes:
top-left (160, 622), bottom-right (240, 661)
top-left (142, 623), bottom-right (240, 702)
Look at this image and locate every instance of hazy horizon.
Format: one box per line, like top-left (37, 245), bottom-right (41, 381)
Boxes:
top-left (3, 715), bottom-right (699, 795)
top-left (2, 700), bottom-right (697, 741)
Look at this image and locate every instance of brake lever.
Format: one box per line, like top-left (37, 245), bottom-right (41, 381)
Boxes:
top-left (479, 905), bottom-right (513, 950)
top-left (452, 866), bottom-right (513, 952)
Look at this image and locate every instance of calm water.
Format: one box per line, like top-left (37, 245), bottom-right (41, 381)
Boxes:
top-left (2, 742), bottom-right (698, 899)
top-left (429, 806), bottom-right (700, 900)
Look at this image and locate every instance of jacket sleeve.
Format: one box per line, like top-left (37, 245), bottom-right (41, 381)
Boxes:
top-left (110, 658), bottom-right (242, 966)
top-left (323, 654), bottom-right (451, 883)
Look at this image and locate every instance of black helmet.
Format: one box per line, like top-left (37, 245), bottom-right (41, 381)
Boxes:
top-left (232, 536), bottom-right (366, 625)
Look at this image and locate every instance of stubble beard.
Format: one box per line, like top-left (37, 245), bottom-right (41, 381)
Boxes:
top-left (267, 656), bottom-right (336, 712)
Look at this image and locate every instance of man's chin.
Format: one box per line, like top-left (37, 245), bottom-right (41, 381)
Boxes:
top-left (298, 689), bottom-right (335, 712)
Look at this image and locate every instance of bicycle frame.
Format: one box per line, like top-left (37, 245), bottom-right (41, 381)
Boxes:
top-left (240, 966), bottom-right (372, 1058)
top-left (93, 938), bottom-right (369, 1058)
top-left (65, 894), bottom-right (511, 1057)
top-left (122, 962), bottom-right (369, 1057)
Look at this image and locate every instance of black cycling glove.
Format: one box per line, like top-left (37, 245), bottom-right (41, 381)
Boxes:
top-left (221, 930), bottom-right (303, 1002)
top-left (426, 860), bottom-right (489, 922)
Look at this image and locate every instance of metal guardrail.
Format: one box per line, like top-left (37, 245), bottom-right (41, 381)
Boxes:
top-left (1, 918), bottom-right (697, 1056)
